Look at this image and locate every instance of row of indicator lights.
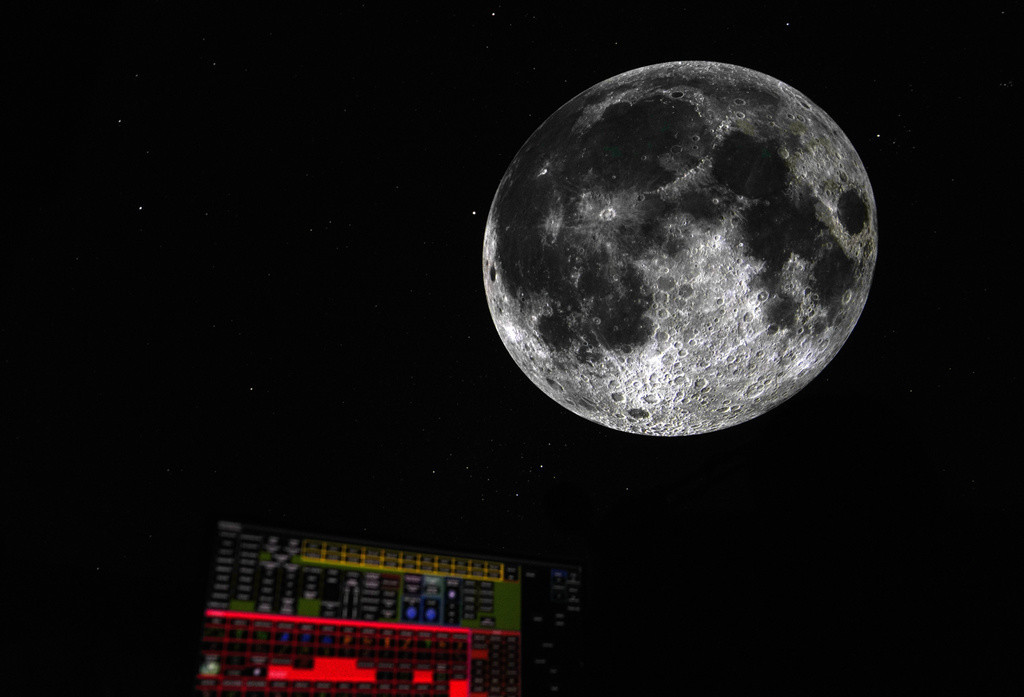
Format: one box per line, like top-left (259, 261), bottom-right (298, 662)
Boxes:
top-left (198, 686), bottom-right (468, 695)
top-left (204, 610), bottom-right (521, 635)
top-left (300, 540), bottom-right (505, 581)
top-left (205, 625), bottom-right (468, 648)
top-left (198, 682), bottom-right (471, 697)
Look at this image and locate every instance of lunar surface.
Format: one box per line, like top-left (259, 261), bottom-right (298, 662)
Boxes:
top-left (483, 61), bottom-right (877, 436)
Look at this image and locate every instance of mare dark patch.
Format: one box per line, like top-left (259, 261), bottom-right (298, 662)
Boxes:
top-left (537, 312), bottom-right (576, 351)
top-left (527, 237), bottom-right (654, 355)
top-left (571, 95), bottom-right (696, 190)
top-left (837, 188), bottom-right (868, 235)
top-left (588, 263), bottom-right (653, 352)
top-left (712, 131), bottom-right (789, 199)
top-left (743, 187), bottom-right (823, 273)
top-left (814, 241), bottom-right (858, 311)
top-left (576, 344), bottom-right (602, 365)
top-left (742, 184), bottom-right (829, 316)
top-left (493, 205), bottom-right (571, 301)
top-left (674, 189), bottom-right (720, 221)
top-left (765, 295), bottom-right (800, 329)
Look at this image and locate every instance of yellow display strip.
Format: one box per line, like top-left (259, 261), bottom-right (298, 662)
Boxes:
top-left (300, 539), bottom-right (504, 581)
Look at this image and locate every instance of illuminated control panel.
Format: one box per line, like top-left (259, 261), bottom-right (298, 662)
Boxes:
top-left (196, 521), bottom-right (583, 696)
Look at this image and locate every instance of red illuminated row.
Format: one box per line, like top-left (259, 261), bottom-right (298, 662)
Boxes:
top-left (196, 610), bottom-right (519, 697)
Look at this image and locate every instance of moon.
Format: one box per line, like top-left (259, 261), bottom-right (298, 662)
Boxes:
top-left (482, 61), bottom-right (877, 436)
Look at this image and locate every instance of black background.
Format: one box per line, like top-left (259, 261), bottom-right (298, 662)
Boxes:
top-left (12, 4), bottom-right (1020, 694)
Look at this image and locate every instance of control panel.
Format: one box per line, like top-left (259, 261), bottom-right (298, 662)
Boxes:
top-left (195, 521), bottom-right (582, 696)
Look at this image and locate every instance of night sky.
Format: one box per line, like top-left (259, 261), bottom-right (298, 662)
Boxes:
top-left (13, 5), bottom-right (1020, 694)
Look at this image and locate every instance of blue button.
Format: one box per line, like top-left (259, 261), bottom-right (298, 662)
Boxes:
top-left (425, 608), bottom-right (437, 622)
top-left (405, 606), bottom-right (418, 620)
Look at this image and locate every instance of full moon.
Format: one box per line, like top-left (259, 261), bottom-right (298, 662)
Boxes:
top-left (482, 61), bottom-right (877, 436)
